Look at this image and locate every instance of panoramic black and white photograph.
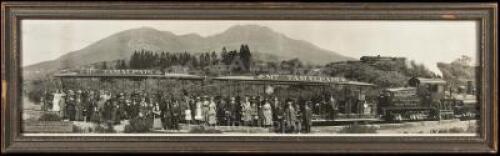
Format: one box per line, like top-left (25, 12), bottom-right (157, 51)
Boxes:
top-left (21, 20), bottom-right (480, 135)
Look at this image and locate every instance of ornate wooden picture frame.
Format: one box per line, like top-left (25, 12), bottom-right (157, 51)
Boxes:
top-left (1, 2), bottom-right (497, 153)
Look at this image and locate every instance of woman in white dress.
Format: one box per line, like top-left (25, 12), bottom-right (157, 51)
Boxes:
top-left (184, 109), bottom-right (192, 125)
top-left (262, 100), bottom-right (273, 127)
top-left (202, 96), bottom-right (210, 125)
top-left (208, 97), bottom-right (217, 126)
top-left (183, 96), bottom-right (192, 125)
top-left (194, 97), bottom-right (203, 123)
top-left (52, 90), bottom-right (62, 112)
top-left (241, 97), bottom-right (252, 126)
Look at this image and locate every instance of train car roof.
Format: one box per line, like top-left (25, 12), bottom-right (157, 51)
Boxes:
top-left (413, 77), bottom-right (447, 84)
top-left (54, 72), bottom-right (204, 80)
top-left (385, 87), bottom-right (416, 92)
top-left (212, 75), bottom-right (376, 86)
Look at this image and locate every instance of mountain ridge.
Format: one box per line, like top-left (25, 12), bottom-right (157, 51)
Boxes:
top-left (24, 25), bottom-right (353, 73)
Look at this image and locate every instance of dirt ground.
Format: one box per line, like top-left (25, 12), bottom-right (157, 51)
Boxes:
top-left (376, 120), bottom-right (477, 134)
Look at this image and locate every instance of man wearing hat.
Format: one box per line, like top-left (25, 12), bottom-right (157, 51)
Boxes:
top-left (257, 96), bottom-right (266, 127)
top-left (250, 96), bottom-right (259, 127)
top-left (302, 101), bottom-right (314, 133)
top-left (283, 99), bottom-right (297, 133)
top-left (170, 99), bottom-right (182, 130)
top-left (226, 96), bottom-right (239, 126)
top-left (66, 90), bottom-right (76, 121)
top-left (87, 90), bottom-right (99, 122)
top-left (272, 97), bottom-right (284, 132)
top-left (117, 92), bottom-right (127, 121)
top-left (75, 90), bottom-right (84, 121)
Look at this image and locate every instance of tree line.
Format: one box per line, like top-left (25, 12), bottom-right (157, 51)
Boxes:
top-left (104, 44), bottom-right (253, 73)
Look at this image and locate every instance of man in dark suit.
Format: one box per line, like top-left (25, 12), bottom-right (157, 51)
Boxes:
top-left (303, 101), bottom-right (314, 133)
top-left (283, 99), bottom-right (297, 133)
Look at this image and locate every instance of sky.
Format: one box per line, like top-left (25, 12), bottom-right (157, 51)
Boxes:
top-left (22, 20), bottom-right (478, 75)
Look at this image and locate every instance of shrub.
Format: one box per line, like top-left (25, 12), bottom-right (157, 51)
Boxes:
top-left (438, 129), bottom-right (448, 133)
top-left (94, 123), bottom-right (116, 133)
top-left (189, 126), bottom-right (222, 134)
top-left (432, 127), bottom-right (466, 133)
top-left (124, 117), bottom-right (152, 133)
top-left (448, 127), bottom-right (465, 133)
top-left (94, 125), bottom-right (107, 133)
top-left (72, 125), bottom-right (84, 133)
top-left (338, 124), bottom-right (378, 133)
top-left (38, 113), bottom-right (62, 121)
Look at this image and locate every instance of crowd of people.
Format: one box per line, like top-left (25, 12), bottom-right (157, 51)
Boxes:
top-left (39, 88), bottom-right (370, 133)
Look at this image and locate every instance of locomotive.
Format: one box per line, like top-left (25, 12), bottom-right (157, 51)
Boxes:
top-left (378, 77), bottom-right (447, 122)
top-left (377, 77), bottom-right (478, 122)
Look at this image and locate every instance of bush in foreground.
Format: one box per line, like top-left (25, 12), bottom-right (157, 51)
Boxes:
top-left (72, 125), bottom-right (85, 133)
top-left (124, 117), bottom-right (152, 133)
top-left (189, 126), bottom-right (222, 134)
top-left (38, 113), bottom-right (62, 121)
top-left (338, 124), bottom-right (378, 134)
top-left (430, 127), bottom-right (466, 133)
top-left (94, 123), bottom-right (116, 133)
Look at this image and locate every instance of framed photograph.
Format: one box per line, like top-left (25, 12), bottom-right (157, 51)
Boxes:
top-left (1, 2), bottom-right (497, 153)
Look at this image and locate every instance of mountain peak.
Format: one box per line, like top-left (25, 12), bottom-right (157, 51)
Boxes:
top-left (225, 24), bottom-right (275, 33)
top-left (180, 33), bottom-right (203, 38)
top-left (121, 26), bottom-right (176, 37)
top-left (135, 26), bottom-right (159, 31)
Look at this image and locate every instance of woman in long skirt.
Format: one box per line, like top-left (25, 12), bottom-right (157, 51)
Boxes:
top-left (202, 96), bottom-right (210, 125)
top-left (52, 90), bottom-right (62, 113)
top-left (59, 91), bottom-right (67, 119)
top-left (152, 103), bottom-right (163, 130)
top-left (208, 97), bottom-right (217, 126)
top-left (194, 97), bottom-right (203, 123)
top-left (185, 109), bottom-right (192, 125)
top-left (262, 100), bottom-right (273, 127)
top-left (241, 97), bottom-right (253, 126)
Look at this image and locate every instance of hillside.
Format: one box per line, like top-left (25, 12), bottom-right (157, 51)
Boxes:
top-left (24, 25), bottom-right (353, 75)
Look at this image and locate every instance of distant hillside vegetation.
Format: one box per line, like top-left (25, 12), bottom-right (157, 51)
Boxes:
top-left (437, 55), bottom-right (476, 86)
top-left (324, 56), bottom-right (437, 87)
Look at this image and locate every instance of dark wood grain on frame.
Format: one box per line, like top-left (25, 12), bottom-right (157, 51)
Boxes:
top-left (1, 2), bottom-right (497, 153)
